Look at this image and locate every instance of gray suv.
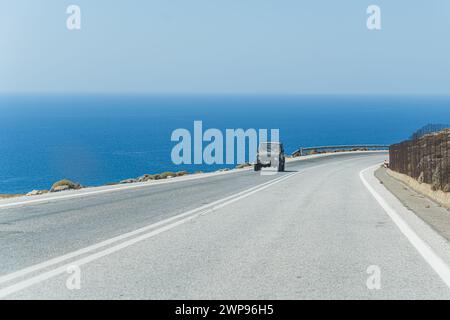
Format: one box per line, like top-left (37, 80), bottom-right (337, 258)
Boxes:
top-left (254, 142), bottom-right (285, 172)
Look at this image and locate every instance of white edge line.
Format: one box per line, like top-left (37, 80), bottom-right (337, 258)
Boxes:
top-left (0, 171), bottom-right (300, 298)
top-left (0, 171), bottom-right (296, 286)
top-left (0, 168), bottom-right (252, 210)
top-left (0, 157), bottom-right (360, 287)
top-left (360, 164), bottom-right (450, 289)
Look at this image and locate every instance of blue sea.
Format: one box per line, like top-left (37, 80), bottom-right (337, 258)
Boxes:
top-left (0, 94), bottom-right (449, 194)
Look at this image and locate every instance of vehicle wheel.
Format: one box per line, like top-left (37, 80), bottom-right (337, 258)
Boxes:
top-left (254, 164), bottom-right (261, 171)
top-left (278, 158), bottom-right (285, 172)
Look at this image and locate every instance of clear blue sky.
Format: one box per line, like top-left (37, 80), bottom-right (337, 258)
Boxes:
top-left (1, 0), bottom-right (449, 94)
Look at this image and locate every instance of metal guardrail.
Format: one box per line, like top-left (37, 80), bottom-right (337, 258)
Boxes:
top-left (292, 145), bottom-right (389, 157)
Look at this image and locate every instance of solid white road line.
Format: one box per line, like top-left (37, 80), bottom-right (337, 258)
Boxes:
top-left (0, 172), bottom-right (295, 286)
top-left (360, 165), bottom-right (450, 289)
top-left (0, 172), bottom-right (300, 298)
top-left (0, 157), bottom-right (361, 289)
top-left (0, 157), bottom-right (377, 298)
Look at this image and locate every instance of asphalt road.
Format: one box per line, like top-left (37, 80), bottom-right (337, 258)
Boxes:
top-left (1, 152), bottom-right (450, 299)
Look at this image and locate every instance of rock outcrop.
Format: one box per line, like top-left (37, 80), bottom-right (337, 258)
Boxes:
top-left (26, 189), bottom-right (48, 196)
top-left (50, 179), bottom-right (82, 192)
top-left (120, 171), bottom-right (189, 184)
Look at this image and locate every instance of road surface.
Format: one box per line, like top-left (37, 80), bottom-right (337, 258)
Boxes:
top-left (1, 152), bottom-right (450, 299)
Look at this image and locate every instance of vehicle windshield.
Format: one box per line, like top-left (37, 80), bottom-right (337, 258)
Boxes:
top-left (259, 143), bottom-right (280, 152)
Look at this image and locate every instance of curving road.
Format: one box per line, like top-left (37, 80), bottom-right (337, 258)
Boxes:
top-left (1, 152), bottom-right (450, 299)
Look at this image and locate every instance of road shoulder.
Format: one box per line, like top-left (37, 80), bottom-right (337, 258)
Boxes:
top-left (375, 167), bottom-right (450, 242)
top-left (361, 165), bottom-right (450, 290)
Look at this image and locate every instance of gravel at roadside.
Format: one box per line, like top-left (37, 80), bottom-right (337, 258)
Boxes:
top-left (375, 166), bottom-right (450, 241)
